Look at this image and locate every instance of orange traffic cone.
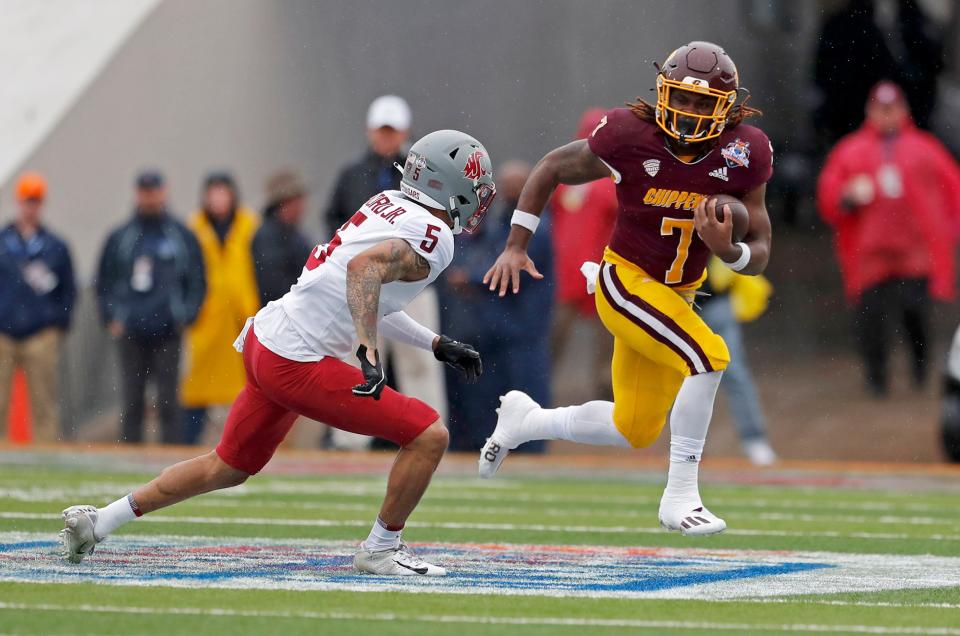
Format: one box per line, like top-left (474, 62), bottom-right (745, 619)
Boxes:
top-left (9, 368), bottom-right (32, 444)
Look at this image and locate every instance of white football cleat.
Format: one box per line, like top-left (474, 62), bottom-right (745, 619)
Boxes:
top-left (478, 391), bottom-right (539, 479)
top-left (659, 501), bottom-right (727, 536)
top-left (353, 542), bottom-right (446, 576)
top-left (60, 505), bottom-right (101, 563)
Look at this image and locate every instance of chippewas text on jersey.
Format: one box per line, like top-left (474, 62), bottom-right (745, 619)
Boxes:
top-left (642, 188), bottom-right (707, 211)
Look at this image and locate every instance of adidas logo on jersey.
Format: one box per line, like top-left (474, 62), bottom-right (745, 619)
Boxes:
top-left (708, 166), bottom-right (729, 181)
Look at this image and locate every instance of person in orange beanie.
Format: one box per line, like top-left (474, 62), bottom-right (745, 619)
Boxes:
top-left (0, 172), bottom-right (76, 441)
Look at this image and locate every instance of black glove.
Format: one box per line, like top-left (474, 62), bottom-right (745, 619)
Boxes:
top-left (352, 345), bottom-right (385, 400)
top-left (434, 335), bottom-right (483, 383)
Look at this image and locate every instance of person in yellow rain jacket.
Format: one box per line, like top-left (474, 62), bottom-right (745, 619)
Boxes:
top-left (699, 257), bottom-right (776, 465)
top-left (181, 172), bottom-right (260, 444)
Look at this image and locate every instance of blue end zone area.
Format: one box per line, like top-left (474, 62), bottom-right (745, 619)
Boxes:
top-left (0, 533), bottom-right (831, 597)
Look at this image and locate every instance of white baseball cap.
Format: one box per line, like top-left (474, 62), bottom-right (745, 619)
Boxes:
top-left (366, 95), bottom-right (411, 130)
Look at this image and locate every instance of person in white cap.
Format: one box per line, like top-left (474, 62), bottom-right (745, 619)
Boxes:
top-left (324, 95), bottom-right (448, 449)
top-left (326, 95), bottom-right (412, 231)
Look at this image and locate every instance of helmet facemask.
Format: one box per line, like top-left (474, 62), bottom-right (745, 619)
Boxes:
top-left (655, 74), bottom-right (737, 144)
top-left (449, 181), bottom-right (496, 235)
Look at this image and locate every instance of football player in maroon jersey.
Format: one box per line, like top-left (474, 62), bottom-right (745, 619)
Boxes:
top-left (480, 41), bottom-right (774, 535)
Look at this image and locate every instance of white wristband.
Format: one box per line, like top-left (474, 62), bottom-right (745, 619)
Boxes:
top-left (725, 242), bottom-right (751, 272)
top-left (511, 210), bottom-right (540, 234)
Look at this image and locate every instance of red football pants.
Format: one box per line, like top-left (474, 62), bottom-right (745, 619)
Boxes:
top-left (215, 327), bottom-right (439, 474)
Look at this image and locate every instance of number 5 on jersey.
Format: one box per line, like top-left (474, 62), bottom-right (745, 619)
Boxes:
top-left (420, 225), bottom-right (441, 253)
top-left (306, 213), bottom-right (444, 271)
top-left (661, 217), bottom-right (694, 285)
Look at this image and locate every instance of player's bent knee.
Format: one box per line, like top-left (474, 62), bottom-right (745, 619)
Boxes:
top-left (408, 420), bottom-right (448, 457)
top-left (628, 425), bottom-right (662, 449)
top-left (206, 451), bottom-right (250, 488)
top-left (612, 412), bottom-right (664, 449)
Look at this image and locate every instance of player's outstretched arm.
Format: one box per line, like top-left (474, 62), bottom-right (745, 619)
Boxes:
top-left (379, 312), bottom-right (483, 383)
top-left (484, 140), bottom-right (610, 297)
top-left (694, 184), bottom-right (772, 276)
top-left (346, 238), bottom-right (431, 398)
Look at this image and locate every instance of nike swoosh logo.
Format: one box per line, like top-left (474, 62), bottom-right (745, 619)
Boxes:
top-left (396, 561), bottom-right (428, 575)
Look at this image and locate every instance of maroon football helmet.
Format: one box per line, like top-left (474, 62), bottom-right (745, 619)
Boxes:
top-left (655, 41), bottom-right (739, 144)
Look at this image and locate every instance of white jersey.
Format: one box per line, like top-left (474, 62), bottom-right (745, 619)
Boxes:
top-left (253, 190), bottom-right (454, 361)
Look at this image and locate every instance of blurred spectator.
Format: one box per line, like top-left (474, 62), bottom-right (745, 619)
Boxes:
top-left (817, 82), bottom-right (960, 396)
top-left (0, 172), bottom-right (75, 442)
top-left (700, 258), bottom-right (776, 465)
top-left (813, 0), bottom-right (899, 145)
top-left (895, 0), bottom-right (945, 129)
top-left (441, 160), bottom-right (552, 452)
top-left (180, 173), bottom-right (260, 444)
top-left (549, 108), bottom-right (617, 399)
top-left (252, 170), bottom-right (312, 307)
top-left (813, 0), bottom-right (944, 145)
top-left (943, 324), bottom-right (960, 462)
top-left (325, 95), bottom-right (446, 449)
top-left (325, 95), bottom-right (411, 231)
top-left (96, 170), bottom-right (205, 443)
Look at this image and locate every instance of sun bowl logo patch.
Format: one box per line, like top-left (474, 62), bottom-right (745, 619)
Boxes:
top-left (721, 139), bottom-right (750, 168)
top-left (462, 150), bottom-right (488, 181)
top-left (643, 159), bottom-right (660, 177)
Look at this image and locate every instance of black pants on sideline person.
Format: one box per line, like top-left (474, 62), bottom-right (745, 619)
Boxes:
top-left (855, 277), bottom-right (929, 396)
top-left (117, 335), bottom-right (182, 443)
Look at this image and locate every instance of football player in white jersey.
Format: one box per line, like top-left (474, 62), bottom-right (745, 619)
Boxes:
top-left (60, 130), bottom-right (495, 576)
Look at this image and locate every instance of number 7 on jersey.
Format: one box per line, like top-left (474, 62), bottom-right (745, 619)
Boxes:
top-left (661, 217), bottom-right (694, 285)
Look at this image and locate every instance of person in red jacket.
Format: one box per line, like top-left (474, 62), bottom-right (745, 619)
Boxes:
top-left (550, 108), bottom-right (619, 398)
top-left (817, 81), bottom-right (960, 396)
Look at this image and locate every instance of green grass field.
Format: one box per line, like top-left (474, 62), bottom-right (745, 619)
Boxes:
top-left (1, 448), bottom-right (959, 635)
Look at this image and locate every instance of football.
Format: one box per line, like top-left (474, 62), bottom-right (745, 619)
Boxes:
top-left (707, 194), bottom-right (750, 242)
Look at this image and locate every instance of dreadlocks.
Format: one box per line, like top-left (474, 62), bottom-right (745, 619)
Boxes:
top-left (626, 95), bottom-right (762, 128)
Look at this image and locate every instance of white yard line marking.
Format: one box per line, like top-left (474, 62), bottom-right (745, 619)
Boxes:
top-left (133, 499), bottom-right (960, 527)
top-left (4, 511), bottom-right (959, 542)
top-left (0, 602), bottom-right (957, 634)
top-left (5, 489), bottom-right (960, 528)
top-left (741, 599), bottom-right (960, 610)
top-left (2, 482), bottom-right (953, 516)
top-left (195, 502), bottom-right (960, 527)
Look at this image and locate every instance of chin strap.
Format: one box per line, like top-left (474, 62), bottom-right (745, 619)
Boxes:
top-left (448, 196), bottom-right (463, 234)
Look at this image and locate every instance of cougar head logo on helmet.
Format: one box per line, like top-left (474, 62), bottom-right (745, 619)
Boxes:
top-left (654, 41), bottom-right (739, 144)
top-left (462, 150), bottom-right (488, 181)
top-left (397, 130), bottom-right (496, 235)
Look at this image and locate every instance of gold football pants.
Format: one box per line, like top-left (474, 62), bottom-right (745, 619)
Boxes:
top-left (595, 248), bottom-right (730, 448)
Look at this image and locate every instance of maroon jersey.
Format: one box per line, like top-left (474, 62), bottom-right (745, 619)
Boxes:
top-left (587, 108), bottom-right (773, 286)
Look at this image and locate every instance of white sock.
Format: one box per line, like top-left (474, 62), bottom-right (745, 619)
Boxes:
top-left (517, 401), bottom-right (631, 448)
top-left (662, 371), bottom-right (722, 504)
top-left (364, 517), bottom-right (401, 551)
top-left (663, 435), bottom-right (705, 504)
top-left (94, 494), bottom-right (140, 540)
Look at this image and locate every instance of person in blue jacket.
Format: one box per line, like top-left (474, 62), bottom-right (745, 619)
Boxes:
top-left (0, 172), bottom-right (75, 442)
top-left (440, 160), bottom-right (553, 452)
top-left (96, 170), bottom-right (205, 444)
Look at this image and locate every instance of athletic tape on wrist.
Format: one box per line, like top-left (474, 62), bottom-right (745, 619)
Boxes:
top-left (511, 210), bottom-right (540, 234)
top-left (726, 242), bottom-right (751, 272)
